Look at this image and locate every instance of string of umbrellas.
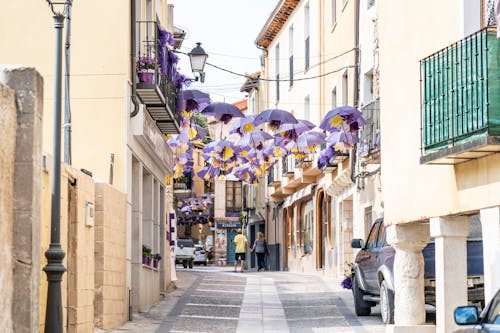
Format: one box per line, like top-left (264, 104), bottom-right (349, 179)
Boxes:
top-left (176, 194), bottom-right (213, 225)
top-left (167, 89), bottom-right (366, 186)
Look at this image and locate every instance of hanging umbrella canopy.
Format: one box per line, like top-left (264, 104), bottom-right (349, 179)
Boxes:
top-left (201, 102), bottom-right (245, 124)
top-left (326, 131), bottom-right (359, 149)
top-left (277, 119), bottom-right (316, 141)
top-left (319, 106), bottom-right (365, 132)
top-left (253, 108), bottom-right (298, 130)
top-left (237, 130), bottom-right (273, 149)
top-left (229, 115), bottom-right (255, 136)
top-left (182, 89), bottom-right (211, 112)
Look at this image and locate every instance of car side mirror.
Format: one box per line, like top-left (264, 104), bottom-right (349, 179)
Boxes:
top-left (454, 306), bottom-right (480, 325)
top-left (351, 238), bottom-right (364, 249)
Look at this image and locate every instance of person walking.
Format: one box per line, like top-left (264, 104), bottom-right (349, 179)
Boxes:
top-left (233, 228), bottom-right (248, 273)
top-left (250, 232), bottom-right (269, 272)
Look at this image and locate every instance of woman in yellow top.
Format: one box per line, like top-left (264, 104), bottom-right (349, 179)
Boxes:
top-left (233, 229), bottom-right (248, 273)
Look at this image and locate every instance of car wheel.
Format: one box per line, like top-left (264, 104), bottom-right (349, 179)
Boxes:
top-left (352, 275), bottom-right (372, 316)
top-left (182, 261), bottom-right (187, 268)
top-left (188, 260), bottom-right (193, 269)
top-left (380, 280), bottom-right (395, 324)
top-left (203, 261), bottom-right (207, 266)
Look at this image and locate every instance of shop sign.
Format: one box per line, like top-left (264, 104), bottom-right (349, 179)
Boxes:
top-left (216, 221), bottom-right (242, 228)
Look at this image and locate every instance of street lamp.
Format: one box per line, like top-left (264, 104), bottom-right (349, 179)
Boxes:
top-left (188, 42), bottom-right (208, 83)
top-left (44, 1), bottom-right (72, 332)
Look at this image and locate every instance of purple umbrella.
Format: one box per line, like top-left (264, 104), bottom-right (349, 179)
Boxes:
top-left (229, 115), bottom-right (255, 136)
top-left (319, 106), bottom-right (365, 132)
top-left (201, 102), bottom-right (245, 124)
top-left (253, 109), bottom-right (298, 130)
top-left (237, 130), bottom-right (273, 149)
top-left (182, 89), bottom-right (211, 112)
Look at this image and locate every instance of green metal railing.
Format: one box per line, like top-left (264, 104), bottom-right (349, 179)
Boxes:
top-left (421, 28), bottom-right (500, 153)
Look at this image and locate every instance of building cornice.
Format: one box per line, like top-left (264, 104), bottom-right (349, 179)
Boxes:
top-left (255, 0), bottom-right (300, 49)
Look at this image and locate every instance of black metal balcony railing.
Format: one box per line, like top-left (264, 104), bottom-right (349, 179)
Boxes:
top-left (358, 100), bottom-right (380, 159)
top-left (136, 20), bottom-right (180, 134)
top-left (420, 28), bottom-right (500, 160)
top-left (267, 167), bottom-right (275, 185)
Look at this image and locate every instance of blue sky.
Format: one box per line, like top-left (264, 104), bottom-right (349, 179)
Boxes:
top-left (169, 0), bottom-right (279, 103)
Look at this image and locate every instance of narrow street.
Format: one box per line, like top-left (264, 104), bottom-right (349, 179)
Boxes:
top-left (103, 267), bottom-right (385, 333)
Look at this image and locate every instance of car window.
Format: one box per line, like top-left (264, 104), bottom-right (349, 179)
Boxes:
top-left (195, 245), bottom-right (203, 251)
top-left (485, 292), bottom-right (500, 324)
top-left (178, 239), bottom-right (194, 248)
top-left (365, 222), bottom-right (380, 249)
top-left (376, 223), bottom-right (385, 247)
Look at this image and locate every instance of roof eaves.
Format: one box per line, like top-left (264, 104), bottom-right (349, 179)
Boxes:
top-left (255, 0), bottom-right (300, 49)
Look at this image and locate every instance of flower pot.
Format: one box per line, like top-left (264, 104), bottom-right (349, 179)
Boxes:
top-left (153, 259), bottom-right (158, 268)
top-left (138, 69), bottom-right (155, 84)
top-left (142, 255), bottom-right (148, 264)
top-left (146, 256), bottom-right (152, 265)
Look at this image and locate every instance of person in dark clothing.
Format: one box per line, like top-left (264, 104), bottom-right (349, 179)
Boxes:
top-left (250, 232), bottom-right (269, 271)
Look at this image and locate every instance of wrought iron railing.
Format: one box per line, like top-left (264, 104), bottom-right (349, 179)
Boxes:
top-left (420, 28), bottom-right (499, 153)
top-left (358, 100), bottom-right (380, 156)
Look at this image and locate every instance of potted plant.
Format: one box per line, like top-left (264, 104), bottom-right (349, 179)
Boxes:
top-left (153, 253), bottom-right (162, 268)
top-left (136, 56), bottom-right (156, 84)
top-left (142, 245), bottom-right (152, 265)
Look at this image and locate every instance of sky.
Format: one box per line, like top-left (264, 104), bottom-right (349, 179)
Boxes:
top-left (169, 0), bottom-right (279, 104)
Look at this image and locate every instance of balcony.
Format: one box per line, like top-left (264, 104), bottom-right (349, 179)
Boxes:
top-left (136, 21), bottom-right (180, 134)
top-left (420, 28), bottom-right (500, 165)
top-left (358, 100), bottom-right (380, 164)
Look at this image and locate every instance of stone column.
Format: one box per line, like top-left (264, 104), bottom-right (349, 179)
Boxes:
top-left (0, 80), bottom-right (17, 333)
top-left (480, 207), bottom-right (500, 302)
top-left (386, 222), bottom-right (435, 333)
top-left (0, 66), bottom-right (43, 333)
top-left (430, 216), bottom-right (468, 333)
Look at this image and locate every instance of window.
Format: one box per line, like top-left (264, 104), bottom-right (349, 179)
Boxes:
top-left (483, 0), bottom-right (497, 27)
top-left (304, 3), bottom-right (310, 70)
top-left (331, 0), bottom-right (337, 26)
top-left (363, 72), bottom-right (374, 104)
top-left (300, 201), bottom-right (314, 254)
top-left (342, 72), bottom-right (348, 106)
top-left (376, 222), bottom-right (385, 247)
top-left (304, 95), bottom-right (310, 121)
top-left (365, 221), bottom-right (379, 249)
top-left (275, 44), bottom-right (280, 102)
top-left (289, 26), bottom-right (294, 87)
top-left (226, 181), bottom-right (242, 212)
top-left (331, 88), bottom-right (337, 108)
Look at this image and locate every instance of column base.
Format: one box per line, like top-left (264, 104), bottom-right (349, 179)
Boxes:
top-left (386, 325), bottom-right (435, 333)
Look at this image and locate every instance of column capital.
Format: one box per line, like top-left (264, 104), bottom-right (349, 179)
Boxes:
top-left (430, 216), bottom-right (468, 238)
top-left (386, 223), bottom-right (429, 251)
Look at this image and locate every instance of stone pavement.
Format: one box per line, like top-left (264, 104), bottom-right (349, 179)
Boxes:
top-left (99, 266), bottom-right (385, 333)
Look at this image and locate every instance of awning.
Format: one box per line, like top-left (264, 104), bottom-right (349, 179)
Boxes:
top-left (248, 212), bottom-right (264, 224)
top-left (283, 184), bottom-right (314, 208)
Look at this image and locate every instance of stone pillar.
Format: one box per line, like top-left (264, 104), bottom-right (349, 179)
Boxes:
top-left (430, 216), bottom-right (468, 333)
top-left (0, 66), bottom-right (43, 333)
top-left (480, 207), bottom-right (500, 302)
top-left (386, 222), bottom-right (435, 333)
top-left (0, 81), bottom-right (17, 333)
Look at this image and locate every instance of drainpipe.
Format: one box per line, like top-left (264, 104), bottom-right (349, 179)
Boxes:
top-left (351, 0), bottom-right (361, 183)
top-left (63, 4), bottom-right (72, 164)
top-left (130, 0), bottom-right (140, 117)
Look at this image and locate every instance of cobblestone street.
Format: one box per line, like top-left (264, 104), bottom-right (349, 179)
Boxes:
top-left (102, 267), bottom-right (385, 333)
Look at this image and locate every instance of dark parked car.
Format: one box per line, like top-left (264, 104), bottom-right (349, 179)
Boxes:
top-left (351, 218), bottom-right (484, 324)
top-left (454, 288), bottom-right (500, 332)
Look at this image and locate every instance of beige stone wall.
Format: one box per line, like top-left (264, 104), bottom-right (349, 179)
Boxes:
top-left (0, 83), bottom-right (16, 333)
top-left (94, 183), bottom-right (127, 330)
top-left (39, 165), bottom-right (100, 332)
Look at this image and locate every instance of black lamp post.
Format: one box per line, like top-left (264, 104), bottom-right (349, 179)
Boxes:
top-left (188, 42), bottom-right (208, 83)
top-left (44, 1), bottom-right (72, 332)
